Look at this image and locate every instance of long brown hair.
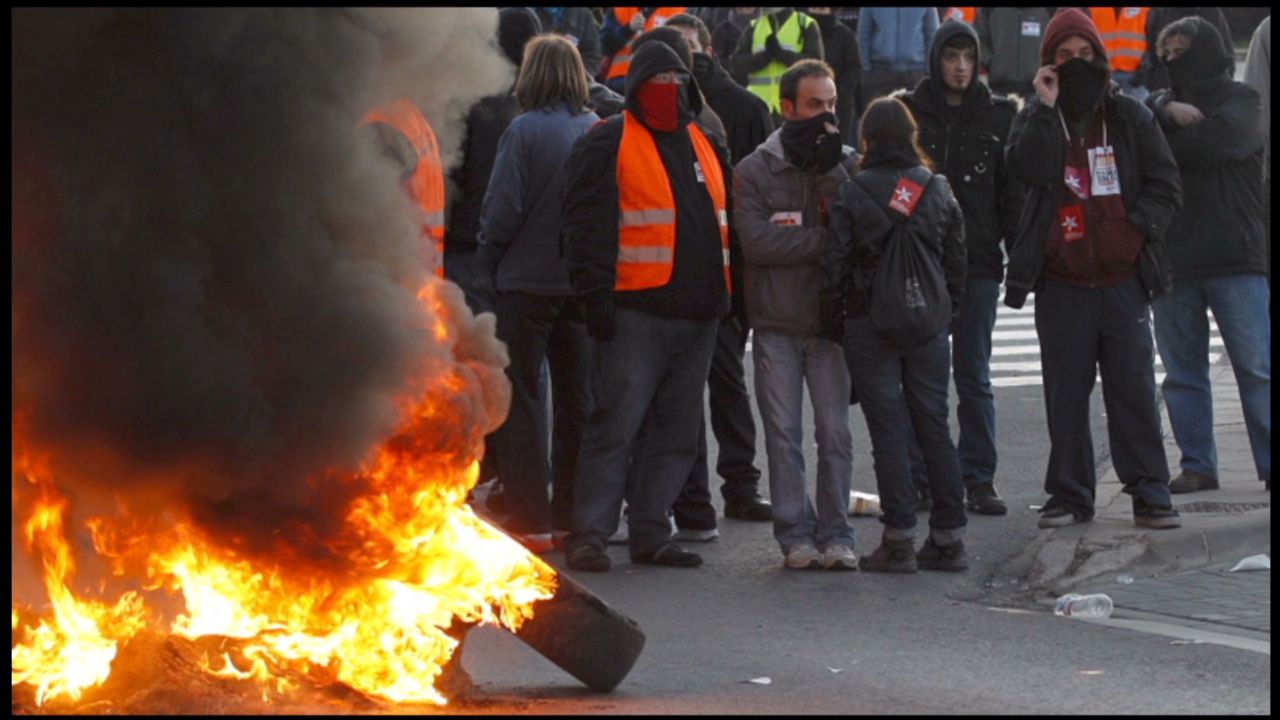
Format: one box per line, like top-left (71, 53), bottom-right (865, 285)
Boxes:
top-left (515, 34), bottom-right (591, 113)
top-left (857, 97), bottom-right (935, 171)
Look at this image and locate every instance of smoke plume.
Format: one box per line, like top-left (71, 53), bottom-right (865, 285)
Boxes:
top-left (11, 8), bottom-right (514, 562)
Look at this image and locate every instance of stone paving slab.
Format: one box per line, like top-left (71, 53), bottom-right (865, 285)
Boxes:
top-left (1080, 563), bottom-right (1271, 634)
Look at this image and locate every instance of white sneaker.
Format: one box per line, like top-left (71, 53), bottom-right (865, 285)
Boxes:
top-left (608, 524), bottom-right (629, 545)
top-left (673, 527), bottom-right (720, 542)
top-left (784, 543), bottom-right (822, 570)
top-left (821, 544), bottom-right (859, 571)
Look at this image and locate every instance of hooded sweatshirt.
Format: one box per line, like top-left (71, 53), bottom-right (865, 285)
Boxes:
top-left (898, 20), bottom-right (1023, 281)
top-left (562, 41), bottom-right (733, 321)
top-left (1145, 17), bottom-right (1266, 278)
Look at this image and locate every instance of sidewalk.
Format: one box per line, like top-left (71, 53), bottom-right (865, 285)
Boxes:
top-left (1028, 354), bottom-right (1271, 596)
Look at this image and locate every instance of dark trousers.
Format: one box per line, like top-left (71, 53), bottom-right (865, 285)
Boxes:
top-left (569, 309), bottom-right (718, 557)
top-left (493, 292), bottom-right (591, 534)
top-left (951, 276), bottom-right (1001, 489)
top-left (671, 314), bottom-right (762, 530)
top-left (844, 318), bottom-right (966, 540)
top-left (1035, 277), bottom-right (1172, 518)
top-left (860, 68), bottom-right (926, 109)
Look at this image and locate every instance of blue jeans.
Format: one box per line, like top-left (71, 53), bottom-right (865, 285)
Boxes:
top-left (753, 330), bottom-right (855, 553)
top-left (568, 309), bottom-right (718, 557)
top-left (1153, 274), bottom-right (1271, 483)
top-left (844, 318), bottom-right (966, 541)
top-left (950, 276), bottom-right (1000, 489)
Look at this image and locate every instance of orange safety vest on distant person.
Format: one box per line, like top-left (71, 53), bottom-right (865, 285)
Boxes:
top-left (362, 99), bottom-right (447, 278)
top-left (605, 7), bottom-right (689, 82)
top-left (1090, 7), bottom-right (1150, 73)
top-left (943, 7), bottom-right (976, 24)
top-left (615, 111), bottom-right (731, 292)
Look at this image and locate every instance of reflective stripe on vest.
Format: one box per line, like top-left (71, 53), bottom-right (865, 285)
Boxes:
top-left (616, 112), bottom-right (731, 292)
top-left (1090, 7), bottom-right (1149, 72)
top-left (747, 12), bottom-right (812, 113)
top-left (363, 99), bottom-right (447, 278)
top-left (605, 7), bottom-right (689, 81)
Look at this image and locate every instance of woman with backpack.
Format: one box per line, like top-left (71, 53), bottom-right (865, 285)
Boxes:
top-left (820, 96), bottom-right (969, 574)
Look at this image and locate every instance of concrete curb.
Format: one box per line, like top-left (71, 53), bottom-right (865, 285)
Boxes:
top-left (1028, 356), bottom-right (1272, 595)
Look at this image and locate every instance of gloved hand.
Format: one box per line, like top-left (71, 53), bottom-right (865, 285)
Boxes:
top-left (765, 34), bottom-right (783, 59)
top-left (583, 291), bottom-right (616, 341)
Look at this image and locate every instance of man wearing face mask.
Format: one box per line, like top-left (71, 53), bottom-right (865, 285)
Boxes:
top-left (561, 41), bottom-right (735, 572)
top-left (897, 20), bottom-right (1024, 518)
top-left (1144, 18), bottom-right (1270, 494)
top-left (1004, 8), bottom-right (1183, 530)
top-left (734, 60), bottom-right (861, 571)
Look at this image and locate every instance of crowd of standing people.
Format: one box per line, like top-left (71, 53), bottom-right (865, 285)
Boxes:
top-left (367, 7), bottom-right (1271, 575)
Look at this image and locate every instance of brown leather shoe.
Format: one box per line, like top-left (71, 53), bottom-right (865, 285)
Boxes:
top-left (1168, 470), bottom-right (1219, 494)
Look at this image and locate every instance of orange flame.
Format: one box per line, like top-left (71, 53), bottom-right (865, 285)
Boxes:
top-left (12, 282), bottom-right (555, 707)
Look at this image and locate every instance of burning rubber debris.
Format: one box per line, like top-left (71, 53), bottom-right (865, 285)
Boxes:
top-left (12, 8), bottom-right (643, 711)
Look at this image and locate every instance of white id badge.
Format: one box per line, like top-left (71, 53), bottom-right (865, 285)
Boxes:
top-left (1021, 20), bottom-right (1041, 37)
top-left (769, 211), bottom-right (802, 227)
top-left (1088, 146), bottom-right (1120, 196)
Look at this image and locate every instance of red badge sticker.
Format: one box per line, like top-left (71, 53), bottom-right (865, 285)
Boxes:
top-left (888, 177), bottom-right (925, 216)
top-left (1059, 205), bottom-right (1086, 243)
top-left (1064, 165), bottom-right (1090, 200)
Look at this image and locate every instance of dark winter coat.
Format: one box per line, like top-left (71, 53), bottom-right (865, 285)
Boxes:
top-left (1140, 7), bottom-right (1234, 92)
top-left (562, 42), bottom-right (735, 321)
top-left (1003, 86), bottom-right (1182, 308)
top-left (447, 90), bottom-right (519, 254)
top-left (898, 20), bottom-right (1024, 282)
top-left (1145, 28), bottom-right (1266, 278)
top-left (813, 14), bottom-right (863, 144)
top-left (692, 52), bottom-right (773, 165)
top-left (822, 152), bottom-right (967, 329)
top-left (535, 7), bottom-right (603, 77)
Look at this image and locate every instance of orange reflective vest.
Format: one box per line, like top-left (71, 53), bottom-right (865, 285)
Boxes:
top-left (605, 7), bottom-right (689, 82)
top-left (1089, 7), bottom-right (1150, 73)
top-left (615, 112), bottom-right (731, 292)
top-left (943, 7), bottom-right (976, 24)
top-left (362, 99), bottom-right (447, 278)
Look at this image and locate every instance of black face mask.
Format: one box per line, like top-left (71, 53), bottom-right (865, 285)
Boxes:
top-left (691, 52), bottom-right (714, 82)
top-left (1055, 57), bottom-right (1108, 123)
top-left (781, 111), bottom-right (842, 174)
top-left (1163, 42), bottom-right (1234, 97)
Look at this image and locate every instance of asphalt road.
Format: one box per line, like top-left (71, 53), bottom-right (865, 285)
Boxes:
top-left (454, 332), bottom-right (1269, 714)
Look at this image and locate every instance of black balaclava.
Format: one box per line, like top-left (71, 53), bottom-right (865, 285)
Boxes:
top-left (691, 51), bottom-right (715, 82)
top-left (1056, 57), bottom-right (1109, 124)
top-left (781, 111), bottom-right (842, 174)
top-left (1162, 18), bottom-right (1234, 98)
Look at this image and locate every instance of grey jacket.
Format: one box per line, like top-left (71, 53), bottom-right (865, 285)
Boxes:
top-left (478, 101), bottom-right (599, 294)
top-left (733, 128), bottom-right (859, 337)
top-left (1243, 16), bottom-right (1270, 179)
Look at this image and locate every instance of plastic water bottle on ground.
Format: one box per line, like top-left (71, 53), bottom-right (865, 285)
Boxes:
top-left (1054, 593), bottom-right (1114, 619)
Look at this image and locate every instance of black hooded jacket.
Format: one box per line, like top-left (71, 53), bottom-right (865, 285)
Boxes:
top-left (692, 52), bottom-right (773, 166)
top-left (898, 20), bottom-right (1023, 283)
top-left (1145, 17), bottom-right (1266, 278)
top-left (562, 42), bottom-right (735, 321)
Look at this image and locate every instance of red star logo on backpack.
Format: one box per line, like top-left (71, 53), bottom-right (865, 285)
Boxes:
top-left (888, 177), bottom-right (925, 216)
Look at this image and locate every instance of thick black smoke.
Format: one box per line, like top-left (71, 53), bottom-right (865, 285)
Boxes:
top-left (11, 8), bottom-right (513, 560)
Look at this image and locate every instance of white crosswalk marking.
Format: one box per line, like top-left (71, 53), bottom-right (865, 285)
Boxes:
top-left (990, 298), bottom-right (1224, 389)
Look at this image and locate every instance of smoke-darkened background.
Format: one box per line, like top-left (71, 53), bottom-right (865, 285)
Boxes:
top-left (12, 8), bottom-right (513, 559)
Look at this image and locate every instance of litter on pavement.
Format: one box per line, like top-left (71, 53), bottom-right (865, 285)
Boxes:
top-left (1227, 554), bottom-right (1270, 572)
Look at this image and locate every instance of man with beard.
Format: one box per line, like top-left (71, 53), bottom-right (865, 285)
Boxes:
top-left (561, 41), bottom-right (735, 572)
top-left (1004, 8), bottom-right (1183, 530)
top-left (734, 60), bottom-right (861, 570)
top-left (897, 20), bottom-right (1023, 517)
top-left (1144, 18), bottom-right (1270, 494)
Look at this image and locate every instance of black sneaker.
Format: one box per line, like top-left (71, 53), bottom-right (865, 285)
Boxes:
top-left (965, 483), bottom-right (1008, 516)
top-left (1133, 497), bottom-right (1181, 529)
top-left (916, 538), bottom-right (968, 572)
top-left (566, 544), bottom-right (611, 572)
top-left (724, 494), bottom-right (773, 521)
top-left (1037, 503), bottom-right (1088, 529)
top-left (859, 538), bottom-right (917, 573)
top-left (1168, 470), bottom-right (1219, 494)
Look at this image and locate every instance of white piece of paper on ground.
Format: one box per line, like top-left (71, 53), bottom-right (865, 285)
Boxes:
top-left (745, 677), bottom-right (772, 685)
top-left (1228, 554), bottom-right (1270, 572)
top-left (826, 667), bottom-right (844, 674)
